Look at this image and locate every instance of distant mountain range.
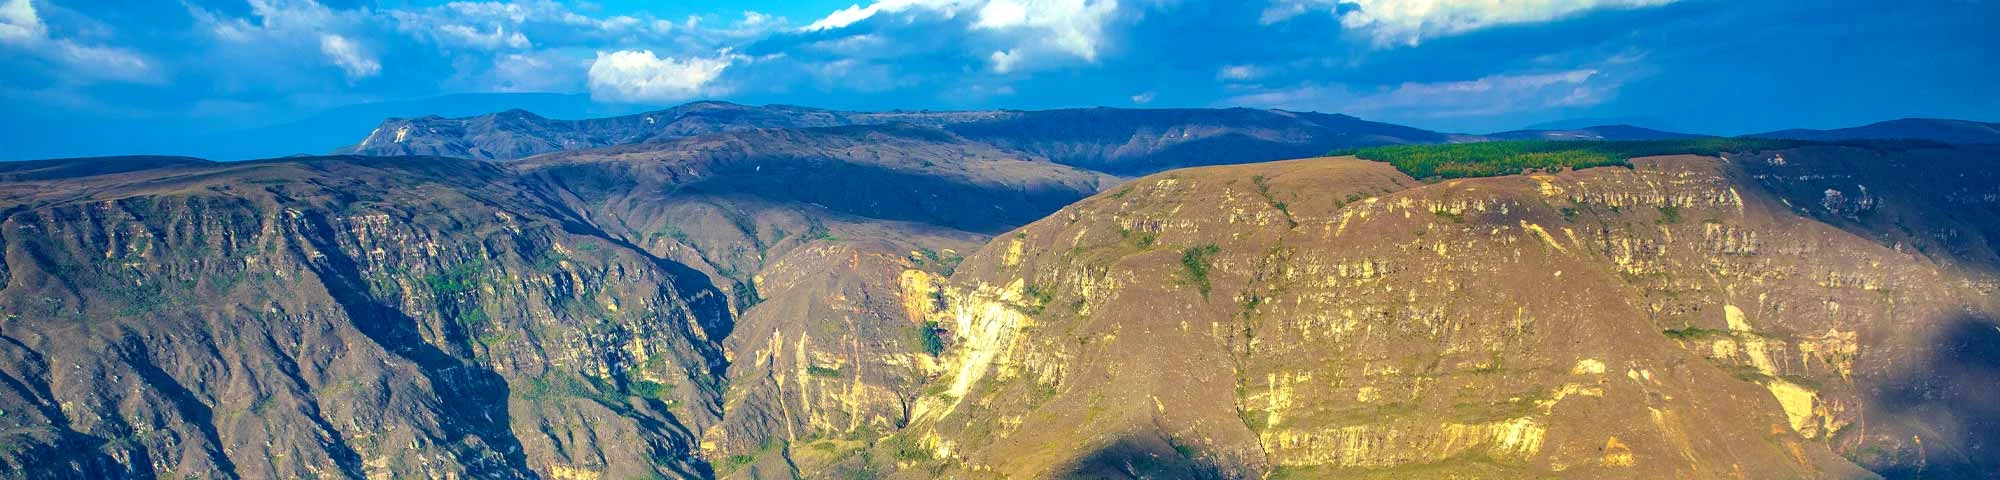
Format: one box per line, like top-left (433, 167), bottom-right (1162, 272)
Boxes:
top-left (335, 101), bottom-right (1470, 176)
top-left (1751, 118), bottom-right (2000, 144)
top-left (331, 102), bottom-right (1997, 178)
top-left (1485, 124), bottom-right (1707, 141)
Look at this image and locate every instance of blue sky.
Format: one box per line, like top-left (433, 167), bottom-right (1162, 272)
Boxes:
top-left (1, 0), bottom-right (1995, 159)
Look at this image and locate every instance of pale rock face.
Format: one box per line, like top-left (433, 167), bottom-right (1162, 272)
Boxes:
top-left (890, 152), bottom-right (1997, 479)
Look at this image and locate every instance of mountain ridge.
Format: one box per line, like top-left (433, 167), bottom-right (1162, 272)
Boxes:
top-left (2, 112), bottom-right (1997, 480)
top-left (1485, 124), bottom-right (1708, 141)
top-left (1752, 118), bottom-right (2000, 144)
top-left (333, 102), bottom-right (1465, 176)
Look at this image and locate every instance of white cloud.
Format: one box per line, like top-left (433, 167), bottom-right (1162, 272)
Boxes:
top-left (802, 0), bottom-right (1118, 69)
top-left (974, 0), bottom-right (1029, 28)
top-left (1218, 64), bottom-right (1261, 81)
top-left (1258, 1), bottom-right (1313, 25)
top-left (0, 0), bottom-right (156, 83)
top-left (587, 49), bottom-right (737, 103)
top-left (436, 24), bottom-right (531, 50)
top-left (52, 41), bottom-right (156, 82)
top-left (429, 0), bottom-right (642, 32)
top-left (803, 0), bottom-right (955, 31)
top-left (0, 0), bottom-right (45, 43)
top-left (989, 49), bottom-right (1018, 73)
top-left (1266, 0), bottom-right (1676, 47)
top-left (189, 0), bottom-right (382, 82)
top-left (1228, 69), bottom-right (1612, 119)
top-left (319, 34), bottom-right (380, 80)
top-left (739, 11), bottom-right (778, 28)
top-left (969, 0), bottom-right (1118, 61)
top-left (1130, 91), bottom-right (1154, 104)
top-left (173, 0), bottom-right (766, 97)
top-left (243, 0), bottom-right (342, 33)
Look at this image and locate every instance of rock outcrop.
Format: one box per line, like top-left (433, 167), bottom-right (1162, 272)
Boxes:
top-left (0, 157), bottom-right (729, 478)
top-left (883, 146), bottom-right (1999, 479)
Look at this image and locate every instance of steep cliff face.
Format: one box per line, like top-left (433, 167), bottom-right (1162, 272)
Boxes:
top-left (0, 121), bottom-right (1117, 479)
top-left (0, 157), bottom-right (732, 479)
top-left (888, 147), bottom-right (1999, 478)
top-left (507, 125), bottom-right (1111, 476)
top-left (704, 238), bottom-right (969, 479)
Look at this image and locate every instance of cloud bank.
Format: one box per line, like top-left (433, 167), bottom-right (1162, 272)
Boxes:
top-left (25, 0), bottom-right (1976, 139)
top-left (1265, 0), bottom-right (1678, 47)
top-left (587, 49), bottom-right (736, 103)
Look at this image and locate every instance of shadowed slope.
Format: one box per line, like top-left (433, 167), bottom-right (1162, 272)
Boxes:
top-left (0, 156), bottom-right (732, 479)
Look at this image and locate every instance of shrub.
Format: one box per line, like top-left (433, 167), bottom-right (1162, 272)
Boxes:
top-left (1662, 326), bottom-right (1729, 340)
top-left (915, 321), bottom-right (946, 356)
top-left (1181, 244), bottom-right (1221, 297)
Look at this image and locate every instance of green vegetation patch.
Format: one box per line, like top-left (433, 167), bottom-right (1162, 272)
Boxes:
top-left (1017, 282), bottom-right (1056, 314)
top-left (1118, 227), bottom-right (1158, 249)
top-left (423, 261), bottom-right (487, 295)
top-left (629, 379), bottom-right (671, 400)
top-left (881, 435), bottom-right (932, 462)
top-left (1335, 138), bottom-right (1810, 180)
top-left (1662, 325), bottom-right (1731, 340)
top-left (1250, 175), bottom-right (1298, 228)
top-left (913, 247), bottom-right (964, 276)
top-left (913, 321), bottom-right (946, 356)
top-left (1181, 244), bottom-right (1221, 298)
top-left (1657, 205), bottom-right (1683, 224)
top-left (806, 365), bottom-right (843, 378)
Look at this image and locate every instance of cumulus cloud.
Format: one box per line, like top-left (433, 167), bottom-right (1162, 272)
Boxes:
top-left (989, 49), bottom-right (1018, 73)
top-left (803, 0), bottom-right (949, 31)
top-left (437, 24), bottom-right (532, 50)
top-left (970, 0), bottom-right (1118, 61)
top-left (0, 0), bottom-right (156, 83)
top-left (800, 0), bottom-right (1119, 71)
top-left (188, 0), bottom-right (381, 82)
top-left (587, 49), bottom-right (737, 103)
top-left (1130, 91), bottom-right (1154, 104)
top-left (319, 34), bottom-right (379, 80)
top-left (424, 0), bottom-right (645, 33)
top-left (1228, 68), bottom-right (1613, 120)
top-left (1267, 0), bottom-right (1677, 47)
top-left (0, 0), bottom-right (45, 43)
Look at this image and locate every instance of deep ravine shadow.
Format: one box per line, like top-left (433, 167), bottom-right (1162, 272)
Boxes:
top-left (1056, 434), bottom-right (1230, 480)
top-left (0, 332), bottom-right (132, 477)
top-left (290, 210), bottom-right (537, 479)
top-left (1870, 313), bottom-right (2000, 479)
top-left (116, 331), bottom-right (242, 478)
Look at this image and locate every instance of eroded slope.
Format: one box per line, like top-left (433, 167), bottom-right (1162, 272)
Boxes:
top-left (887, 148), bottom-right (1998, 479)
top-left (0, 157), bottom-right (732, 479)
